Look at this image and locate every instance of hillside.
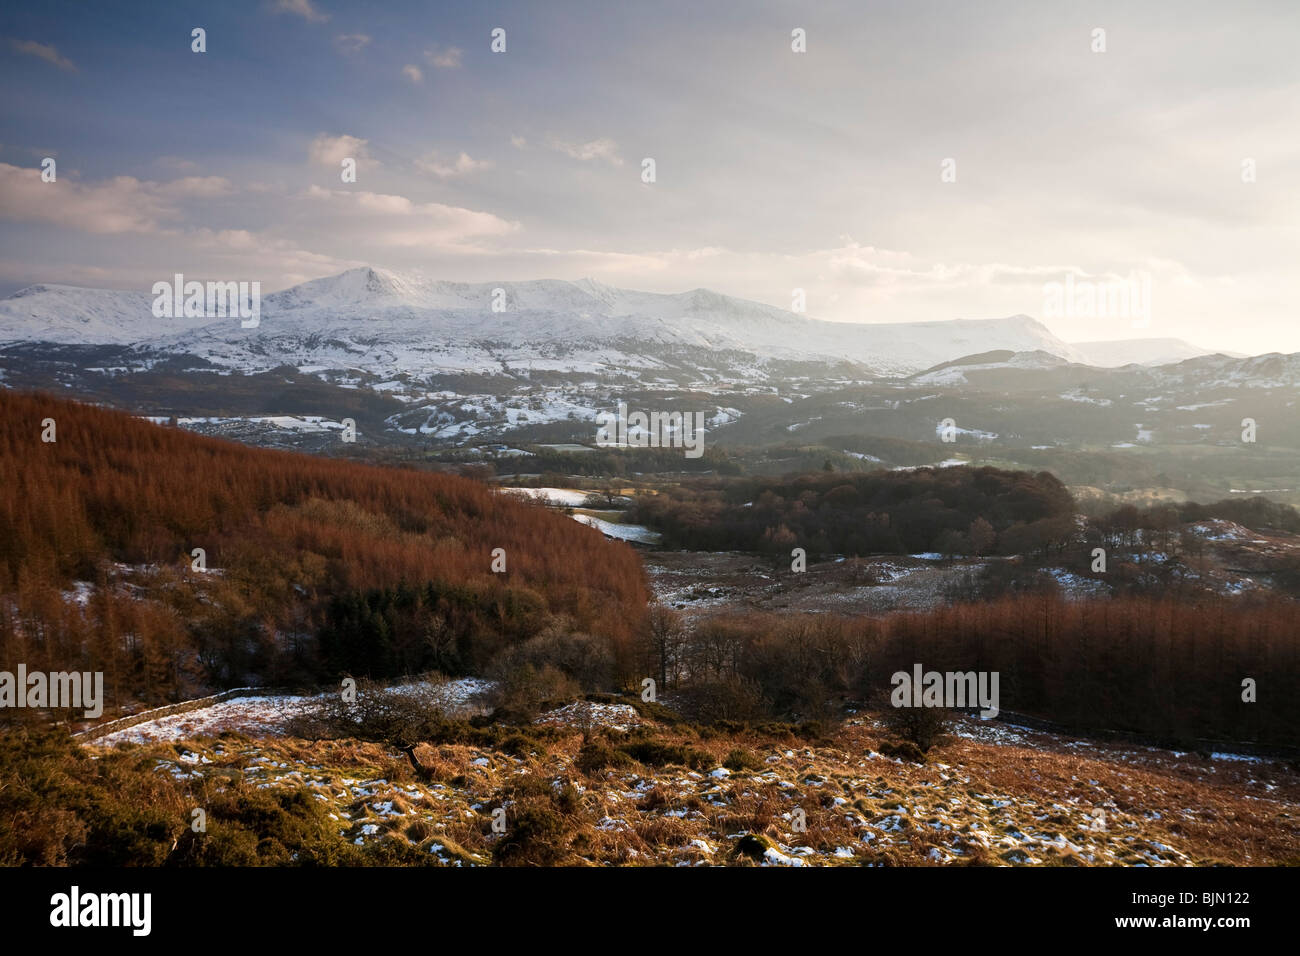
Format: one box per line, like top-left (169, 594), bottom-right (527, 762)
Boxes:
top-left (7, 686), bottom-right (1296, 867)
top-left (0, 390), bottom-right (649, 710)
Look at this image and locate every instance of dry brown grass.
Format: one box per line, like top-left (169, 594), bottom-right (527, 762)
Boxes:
top-left (43, 707), bottom-right (1299, 867)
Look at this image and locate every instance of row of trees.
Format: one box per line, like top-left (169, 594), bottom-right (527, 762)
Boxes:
top-left (630, 466), bottom-right (1077, 557)
top-left (1096, 498), bottom-right (1300, 548)
top-left (630, 595), bottom-right (1299, 748)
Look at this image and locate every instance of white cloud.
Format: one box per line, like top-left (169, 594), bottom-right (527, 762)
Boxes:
top-left (9, 40), bottom-right (76, 72)
top-left (401, 64), bottom-right (423, 84)
top-left (188, 227), bottom-right (357, 280)
top-left (272, 0), bottom-right (329, 23)
top-left (333, 33), bottom-right (371, 56)
top-left (301, 185), bottom-right (520, 249)
top-left (415, 151), bottom-right (491, 179)
top-left (424, 46), bottom-right (462, 69)
top-left (547, 136), bottom-right (623, 166)
top-left (0, 165), bottom-right (231, 236)
top-left (308, 133), bottom-right (370, 166)
top-left (155, 176), bottom-right (235, 198)
top-left (0, 164), bottom-right (173, 234)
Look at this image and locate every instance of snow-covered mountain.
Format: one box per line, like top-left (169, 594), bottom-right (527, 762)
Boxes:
top-left (1071, 337), bottom-right (1220, 368)
top-left (1, 270), bottom-right (1294, 455)
top-left (907, 349), bottom-right (1072, 386)
top-left (0, 283), bottom-right (159, 344)
top-left (0, 267), bottom-right (1086, 378)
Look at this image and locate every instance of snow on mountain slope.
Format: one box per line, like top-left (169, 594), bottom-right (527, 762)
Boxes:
top-left (0, 266), bottom-right (1085, 376)
top-left (908, 349), bottom-right (1071, 386)
top-left (0, 283), bottom-right (225, 344)
top-left (1142, 351), bottom-right (1300, 389)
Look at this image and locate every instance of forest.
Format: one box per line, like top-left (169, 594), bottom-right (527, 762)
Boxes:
top-left (640, 596), bottom-right (1300, 750)
top-left (629, 466), bottom-right (1078, 557)
top-left (0, 391), bottom-right (649, 715)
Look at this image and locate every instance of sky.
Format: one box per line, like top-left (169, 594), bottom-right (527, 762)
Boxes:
top-left (1, 0), bottom-right (1298, 354)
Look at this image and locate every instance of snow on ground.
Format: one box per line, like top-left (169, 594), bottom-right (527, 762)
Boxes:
top-left (62, 581), bottom-right (94, 606)
top-left (170, 415), bottom-right (349, 432)
top-left (387, 677), bottom-right (495, 711)
top-left (92, 678), bottom-right (494, 746)
top-left (535, 443), bottom-right (595, 453)
top-left (499, 487), bottom-right (590, 507)
top-left (892, 458), bottom-right (969, 472)
top-left (1059, 390), bottom-right (1113, 406)
top-left (534, 700), bottom-right (643, 733)
top-left (868, 562), bottom-right (920, 583)
top-left (1187, 520), bottom-right (1251, 542)
top-left (1042, 568), bottom-right (1109, 597)
top-left (94, 694), bottom-right (324, 746)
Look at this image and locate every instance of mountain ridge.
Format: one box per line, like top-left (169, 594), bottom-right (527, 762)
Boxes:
top-left (0, 267), bottom-right (1233, 378)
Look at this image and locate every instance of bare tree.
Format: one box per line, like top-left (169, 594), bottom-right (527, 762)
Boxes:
top-left (645, 604), bottom-right (686, 690)
top-left (293, 678), bottom-right (449, 779)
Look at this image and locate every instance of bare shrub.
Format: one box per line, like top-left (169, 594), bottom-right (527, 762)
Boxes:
top-left (292, 677), bottom-right (450, 777)
top-left (673, 675), bottom-right (768, 725)
top-left (872, 688), bottom-right (950, 753)
top-left (486, 662), bottom-right (580, 722)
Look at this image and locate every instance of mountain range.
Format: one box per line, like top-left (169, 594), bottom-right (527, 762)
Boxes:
top-left (0, 267), bottom-right (1219, 378)
top-left (3, 267), bottom-right (1297, 486)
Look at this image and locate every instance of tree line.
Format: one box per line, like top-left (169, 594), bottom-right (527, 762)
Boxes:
top-left (629, 466), bottom-right (1077, 557)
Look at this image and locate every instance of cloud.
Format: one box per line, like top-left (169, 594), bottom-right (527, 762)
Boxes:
top-left (187, 227), bottom-right (357, 281)
top-left (0, 165), bottom-right (239, 236)
top-left (817, 243), bottom-right (1141, 298)
top-left (271, 0), bottom-right (329, 23)
top-left (308, 133), bottom-right (370, 166)
top-left (155, 176), bottom-right (235, 198)
top-left (333, 33), bottom-right (371, 56)
top-left (401, 64), bottom-right (423, 84)
top-left (415, 151), bottom-right (491, 179)
top-left (547, 136), bottom-right (623, 166)
top-left (424, 46), bottom-right (462, 69)
top-left (0, 163), bottom-right (173, 233)
top-left (9, 40), bottom-right (76, 72)
top-left (302, 185), bottom-right (519, 249)
top-left (510, 136), bottom-right (527, 149)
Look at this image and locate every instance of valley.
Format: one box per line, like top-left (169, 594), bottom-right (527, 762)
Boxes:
top-left (2, 278), bottom-right (1298, 871)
